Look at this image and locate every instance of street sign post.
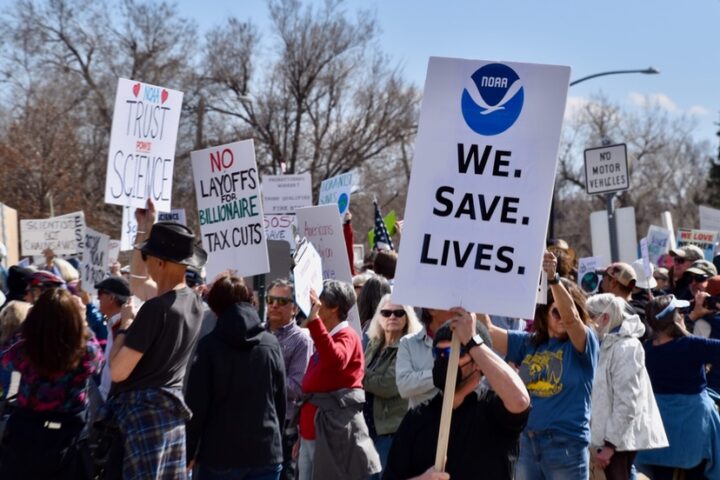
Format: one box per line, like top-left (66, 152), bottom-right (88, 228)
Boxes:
top-left (584, 143), bottom-right (629, 262)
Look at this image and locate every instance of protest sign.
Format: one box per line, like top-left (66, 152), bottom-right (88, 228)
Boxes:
top-left (677, 228), bottom-right (718, 261)
top-left (646, 225), bottom-right (671, 265)
top-left (661, 211), bottom-right (677, 250)
top-left (104, 78), bottom-right (183, 212)
top-left (319, 171), bottom-right (355, 217)
top-left (295, 204), bottom-right (361, 333)
top-left (81, 227), bottom-right (110, 295)
top-left (536, 271), bottom-right (547, 305)
top-left (700, 205), bottom-right (720, 232)
top-left (293, 238), bottom-right (324, 316)
top-left (20, 211), bottom-right (86, 256)
top-left (192, 140), bottom-right (269, 279)
top-left (120, 206), bottom-right (138, 251)
top-left (577, 256), bottom-right (604, 294)
top-left (392, 57), bottom-right (570, 318)
top-left (108, 239), bottom-right (121, 265)
top-left (264, 214), bottom-right (296, 249)
top-left (0, 203), bottom-right (19, 266)
top-left (261, 174), bottom-right (313, 214)
top-left (158, 208), bottom-right (187, 226)
top-left (640, 238), bottom-right (652, 279)
top-left (267, 240), bottom-right (293, 283)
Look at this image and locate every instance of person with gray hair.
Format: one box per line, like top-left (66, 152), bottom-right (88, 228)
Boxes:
top-left (296, 279), bottom-right (380, 480)
top-left (585, 293), bottom-right (667, 479)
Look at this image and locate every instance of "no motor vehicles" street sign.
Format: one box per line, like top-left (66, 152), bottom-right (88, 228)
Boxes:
top-left (584, 143), bottom-right (629, 195)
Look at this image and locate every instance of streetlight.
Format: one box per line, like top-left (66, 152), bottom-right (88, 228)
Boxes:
top-left (548, 67), bottom-right (660, 240)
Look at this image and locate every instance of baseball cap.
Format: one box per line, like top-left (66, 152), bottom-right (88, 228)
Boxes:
top-left (597, 262), bottom-right (637, 288)
top-left (94, 277), bottom-right (131, 297)
top-left (653, 267), bottom-right (669, 281)
top-left (685, 260), bottom-right (718, 277)
top-left (631, 259), bottom-right (656, 289)
top-left (669, 245), bottom-right (704, 262)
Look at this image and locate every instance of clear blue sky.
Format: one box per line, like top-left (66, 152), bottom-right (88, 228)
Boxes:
top-left (179, 0), bottom-right (719, 148)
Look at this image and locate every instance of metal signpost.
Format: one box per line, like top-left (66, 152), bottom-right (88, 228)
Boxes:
top-left (584, 143), bottom-right (629, 262)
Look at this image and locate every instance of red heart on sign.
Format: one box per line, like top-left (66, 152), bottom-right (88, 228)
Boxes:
top-left (132, 83), bottom-right (141, 97)
top-left (161, 89), bottom-right (169, 104)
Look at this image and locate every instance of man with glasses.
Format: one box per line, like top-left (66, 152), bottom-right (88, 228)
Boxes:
top-left (669, 245), bottom-right (704, 300)
top-left (266, 279), bottom-right (313, 480)
top-left (682, 260), bottom-right (718, 331)
top-left (94, 276), bottom-right (131, 400)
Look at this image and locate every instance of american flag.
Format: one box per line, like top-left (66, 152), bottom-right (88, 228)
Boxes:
top-left (373, 200), bottom-right (394, 251)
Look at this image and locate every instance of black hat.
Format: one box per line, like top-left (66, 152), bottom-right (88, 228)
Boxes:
top-left (137, 222), bottom-right (207, 268)
top-left (95, 277), bottom-right (131, 297)
top-left (6, 266), bottom-right (34, 301)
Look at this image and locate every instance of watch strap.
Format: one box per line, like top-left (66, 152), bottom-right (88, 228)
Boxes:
top-left (464, 334), bottom-right (484, 352)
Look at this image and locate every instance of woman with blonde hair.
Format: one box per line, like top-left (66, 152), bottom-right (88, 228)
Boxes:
top-left (363, 294), bottom-right (422, 478)
top-left (585, 293), bottom-right (667, 480)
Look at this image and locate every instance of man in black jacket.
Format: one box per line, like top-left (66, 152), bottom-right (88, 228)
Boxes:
top-left (186, 274), bottom-right (287, 478)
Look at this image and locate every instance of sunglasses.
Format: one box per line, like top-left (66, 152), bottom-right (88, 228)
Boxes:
top-left (266, 295), bottom-right (293, 306)
top-left (432, 346), bottom-right (467, 360)
top-left (690, 274), bottom-right (709, 283)
top-left (380, 309), bottom-right (406, 318)
top-left (674, 257), bottom-right (690, 264)
top-left (141, 252), bottom-right (148, 262)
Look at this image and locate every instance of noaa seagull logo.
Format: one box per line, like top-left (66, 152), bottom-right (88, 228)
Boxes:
top-left (461, 63), bottom-right (524, 136)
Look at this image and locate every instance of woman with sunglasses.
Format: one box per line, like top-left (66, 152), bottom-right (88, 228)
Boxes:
top-left (585, 293), bottom-right (667, 480)
top-left (362, 295), bottom-right (422, 478)
top-left (481, 250), bottom-right (599, 479)
top-left (635, 294), bottom-right (720, 479)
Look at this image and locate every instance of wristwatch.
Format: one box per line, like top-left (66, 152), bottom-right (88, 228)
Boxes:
top-left (548, 273), bottom-right (560, 285)
top-left (464, 334), bottom-right (484, 352)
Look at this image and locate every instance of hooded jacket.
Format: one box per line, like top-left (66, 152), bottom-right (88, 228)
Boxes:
top-left (185, 302), bottom-right (286, 468)
top-left (590, 314), bottom-right (668, 451)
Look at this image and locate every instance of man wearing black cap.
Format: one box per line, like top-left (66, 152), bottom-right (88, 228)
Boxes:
top-left (384, 309), bottom-right (530, 480)
top-left (107, 220), bottom-right (208, 479)
top-left (93, 276), bottom-right (131, 400)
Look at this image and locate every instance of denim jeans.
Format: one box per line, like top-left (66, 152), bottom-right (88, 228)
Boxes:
top-left (199, 463), bottom-right (282, 480)
top-left (516, 431), bottom-right (589, 480)
top-left (369, 434), bottom-right (394, 480)
top-left (297, 438), bottom-right (315, 480)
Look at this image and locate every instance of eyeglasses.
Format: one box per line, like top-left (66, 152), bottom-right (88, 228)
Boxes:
top-left (380, 309), bottom-right (406, 318)
top-left (141, 252), bottom-right (148, 262)
top-left (674, 257), bottom-right (690, 265)
top-left (432, 346), bottom-right (467, 360)
top-left (690, 274), bottom-right (709, 283)
top-left (266, 295), bottom-right (293, 306)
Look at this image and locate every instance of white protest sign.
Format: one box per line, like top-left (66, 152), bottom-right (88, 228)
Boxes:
top-left (293, 239), bottom-right (324, 316)
top-left (104, 78), bottom-right (183, 212)
top-left (578, 256), bottom-right (604, 294)
top-left (20, 211), bottom-right (86, 256)
top-left (192, 140), bottom-right (269, 280)
top-left (295, 204), bottom-right (361, 334)
top-left (108, 240), bottom-right (121, 265)
top-left (392, 57), bottom-right (570, 318)
top-left (319, 171), bottom-right (355, 217)
top-left (677, 228), bottom-right (719, 261)
top-left (640, 238), bottom-right (652, 278)
top-left (661, 211), bottom-right (677, 250)
top-left (261, 174), bottom-right (313, 214)
top-left (81, 227), bottom-right (110, 295)
top-left (264, 214), bottom-right (296, 249)
top-left (120, 206), bottom-right (138, 251)
top-left (583, 143), bottom-right (629, 195)
top-left (699, 205), bottom-right (720, 232)
top-left (646, 225), bottom-right (671, 265)
top-left (536, 271), bottom-right (547, 305)
top-left (158, 208), bottom-right (187, 225)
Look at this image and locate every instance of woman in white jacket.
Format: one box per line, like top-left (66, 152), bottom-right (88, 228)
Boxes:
top-left (586, 294), bottom-right (668, 480)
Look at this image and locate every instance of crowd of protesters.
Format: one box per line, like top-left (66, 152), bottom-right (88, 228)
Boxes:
top-left (1, 200), bottom-right (720, 480)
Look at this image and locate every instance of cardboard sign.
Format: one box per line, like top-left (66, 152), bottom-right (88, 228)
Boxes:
top-left (295, 204), bottom-right (361, 333)
top-left (264, 214), bottom-right (296, 249)
top-left (699, 205), bottom-right (720, 232)
top-left (677, 228), bottom-right (718, 261)
top-left (578, 256), bottom-right (604, 294)
top-left (81, 227), bottom-right (110, 295)
top-left (646, 225), bottom-right (670, 265)
top-left (158, 208), bottom-right (187, 225)
top-left (20, 211), bottom-right (86, 255)
top-left (261, 173), bottom-right (313, 214)
top-left (392, 57), bottom-right (570, 318)
top-left (120, 206), bottom-right (138, 252)
top-left (293, 238), bottom-right (324, 316)
top-left (108, 240), bottom-right (121, 265)
top-left (104, 78), bottom-right (184, 212)
top-left (319, 171), bottom-right (355, 217)
top-left (191, 140), bottom-right (269, 279)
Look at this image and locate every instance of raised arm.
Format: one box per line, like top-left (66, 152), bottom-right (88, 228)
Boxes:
top-left (544, 251), bottom-right (588, 353)
top-left (129, 199), bottom-right (157, 301)
top-left (477, 313), bottom-right (509, 356)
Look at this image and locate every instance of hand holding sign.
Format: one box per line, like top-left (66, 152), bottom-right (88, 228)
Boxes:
top-left (135, 198), bottom-right (157, 235)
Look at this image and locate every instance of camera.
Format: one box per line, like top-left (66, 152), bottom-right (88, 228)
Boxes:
top-left (703, 295), bottom-right (720, 311)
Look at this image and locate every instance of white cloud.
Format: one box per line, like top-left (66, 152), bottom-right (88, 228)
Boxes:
top-left (689, 105), bottom-right (710, 116)
top-left (627, 92), bottom-right (679, 112)
top-left (564, 96), bottom-right (591, 119)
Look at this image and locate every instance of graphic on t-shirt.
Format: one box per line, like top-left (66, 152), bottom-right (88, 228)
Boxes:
top-left (518, 350), bottom-right (563, 397)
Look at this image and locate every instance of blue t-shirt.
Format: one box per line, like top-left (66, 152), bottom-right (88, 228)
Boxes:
top-left (644, 336), bottom-right (720, 395)
top-left (506, 328), bottom-right (599, 442)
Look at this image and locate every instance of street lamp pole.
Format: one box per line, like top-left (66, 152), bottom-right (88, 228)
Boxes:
top-left (548, 67), bottom-right (659, 241)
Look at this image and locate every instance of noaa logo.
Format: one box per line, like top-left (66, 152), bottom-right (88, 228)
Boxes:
top-left (461, 63), bottom-right (524, 136)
